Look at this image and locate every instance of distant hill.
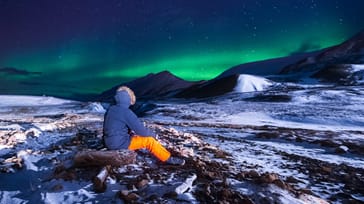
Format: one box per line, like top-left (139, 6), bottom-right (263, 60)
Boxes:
top-left (98, 30), bottom-right (364, 100)
top-left (281, 30), bottom-right (364, 74)
top-left (217, 50), bottom-right (322, 78)
top-left (175, 74), bottom-right (240, 98)
top-left (96, 71), bottom-right (200, 102)
top-left (279, 30), bottom-right (364, 84)
top-left (175, 74), bottom-right (275, 98)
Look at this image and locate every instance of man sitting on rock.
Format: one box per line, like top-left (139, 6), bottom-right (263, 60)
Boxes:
top-left (103, 86), bottom-right (185, 165)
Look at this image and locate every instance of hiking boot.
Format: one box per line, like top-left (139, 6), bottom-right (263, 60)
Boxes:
top-left (165, 157), bottom-right (185, 166)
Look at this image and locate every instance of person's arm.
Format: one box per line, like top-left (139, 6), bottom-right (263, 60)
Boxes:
top-left (125, 109), bottom-right (156, 137)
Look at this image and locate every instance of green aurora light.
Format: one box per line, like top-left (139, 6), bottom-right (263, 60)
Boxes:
top-left (1, 0), bottom-right (363, 99)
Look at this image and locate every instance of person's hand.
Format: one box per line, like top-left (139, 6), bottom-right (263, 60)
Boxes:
top-left (128, 130), bottom-right (136, 136)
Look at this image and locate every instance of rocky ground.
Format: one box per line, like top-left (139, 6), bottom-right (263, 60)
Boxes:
top-left (0, 95), bottom-right (363, 203)
top-left (0, 112), bottom-right (336, 204)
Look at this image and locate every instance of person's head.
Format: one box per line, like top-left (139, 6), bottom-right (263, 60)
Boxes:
top-left (116, 86), bottom-right (136, 105)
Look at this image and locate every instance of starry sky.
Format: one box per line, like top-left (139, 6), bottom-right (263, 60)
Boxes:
top-left (0, 0), bottom-right (363, 99)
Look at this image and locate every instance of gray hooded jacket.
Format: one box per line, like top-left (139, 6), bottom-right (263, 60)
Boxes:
top-left (103, 90), bottom-right (155, 149)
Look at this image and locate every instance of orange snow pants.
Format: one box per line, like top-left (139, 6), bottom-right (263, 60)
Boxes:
top-left (128, 135), bottom-right (171, 162)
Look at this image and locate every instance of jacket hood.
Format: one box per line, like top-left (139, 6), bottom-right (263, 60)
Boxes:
top-left (114, 91), bottom-right (131, 107)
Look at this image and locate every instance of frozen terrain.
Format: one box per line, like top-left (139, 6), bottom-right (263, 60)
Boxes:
top-left (145, 83), bottom-right (364, 203)
top-left (0, 81), bottom-right (363, 203)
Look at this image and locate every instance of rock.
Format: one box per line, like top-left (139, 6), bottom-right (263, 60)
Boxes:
top-left (300, 188), bottom-right (314, 195)
top-left (256, 132), bottom-right (279, 139)
top-left (299, 193), bottom-right (330, 204)
top-left (206, 171), bottom-right (216, 178)
top-left (273, 179), bottom-right (287, 189)
top-left (136, 179), bottom-right (149, 189)
top-left (118, 190), bottom-right (140, 202)
top-left (180, 147), bottom-right (194, 157)
top-left (214, 150), bottom-right (228, 159)
top-left (295, 136), bottom-right (303, 142)
top-left (93, 166), bottom-right (110, 193)
top-left (247, 170), bottom-right (260, 178)
top-left (319, 139), bottom-right (337, 148)
top-left (175, 174), bottom-right (197, 194)
top-left (260, 173), bottom-right (279, 183)
top-left (286, 176), bottom-right (300, 184)
top-left (74, 150), bottom-right (136, 167)
top-left (321, 166), bottom-right (332, 174)
top-left (51, 184), bottom-right (63, 191)
top-left (168, 128), bottom-right (179, 135)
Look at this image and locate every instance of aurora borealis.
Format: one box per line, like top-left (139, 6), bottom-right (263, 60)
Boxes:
top-left (1, 0), bottom-right (364, 99)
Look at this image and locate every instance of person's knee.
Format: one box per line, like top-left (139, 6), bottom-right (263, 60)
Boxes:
top-left (145, 136), bottom-right (157, 146)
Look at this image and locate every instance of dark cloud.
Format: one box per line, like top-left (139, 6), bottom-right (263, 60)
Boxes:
top-left (0, 67), bottom-right (42, 76)
top-left (290, 41), bottom-right (322, 55)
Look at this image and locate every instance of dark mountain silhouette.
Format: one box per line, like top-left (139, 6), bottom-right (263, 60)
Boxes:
top-left (97, 71), bottom-right (200, 102)
top-left (175, 74), bottom-right (240, 98)
top-left (99, 30), bottom-right (364, 101)
top-left (311, 64), bottom-right (364, 85)
top-left (217, 50), bottom-right (322, 78)
top-left (0, 67), bottom-right (42, 76)
top-left (280, 30), bottom-right (364, 80)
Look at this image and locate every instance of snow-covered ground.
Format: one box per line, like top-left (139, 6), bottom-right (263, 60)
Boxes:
top-left (0, 96), bottom-right (107, 203)
top-left (1, 82), bottom-right (363, 203)
top-left (146, 83), bottom-right (364, 203)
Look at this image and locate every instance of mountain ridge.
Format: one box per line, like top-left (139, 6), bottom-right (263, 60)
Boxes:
top-left (96, 70), bottom-right (201, 102)
top-left (97, 30), bottom-right (364, 101)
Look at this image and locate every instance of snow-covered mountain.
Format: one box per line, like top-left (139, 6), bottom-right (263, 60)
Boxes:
top-left (234, 74), bottom-right (274, 92)
top-left (175, 74), bottom-right (239, 98)
top-left (99, 30), bottom-right (364, 100)
top-left (311, 64), bottom-right (364, 85)
top-left (217, 50), bottom-right (322, 78)
top-left (175, 74), bottom-right (274, 98)
top-left (280, 30), bottom-right (364, 84)
top-left (98, 70), bottom-right (274, 100)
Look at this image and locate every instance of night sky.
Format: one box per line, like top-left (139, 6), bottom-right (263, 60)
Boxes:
top-left (1, 0), bottom-right (363, 99)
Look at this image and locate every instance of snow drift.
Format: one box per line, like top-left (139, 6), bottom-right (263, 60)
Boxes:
top-left (311, 64), bottom-right (364, 85)
top-left (0, 95), bottom-right (72, 107)
top-left (234, 74), bottom-right (273, 93)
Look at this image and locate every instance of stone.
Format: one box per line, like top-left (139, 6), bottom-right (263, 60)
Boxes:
top-left (247, 170), bottom-right (260, 178)
top-left (299, 193), bottom-right (330, 204)
top-left (51, 184), bottom-right (63, 191)
top-left (118, 190), bottom-right (140, 202)
top-left (136, 179), bottom-right (149, 189)
top-left (273, 179), bottom-right (287, 189)
top-left (321, 166), bottom-right (332, 174)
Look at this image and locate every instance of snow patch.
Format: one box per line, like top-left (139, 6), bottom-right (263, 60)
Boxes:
top-left (351, 64), bottom-right (364, 72)
top-left (234, 74), bottom-right (273, 93)
top-left (17, 150), bottom-right (40, 171)
top-left (219, 111), bottom-right (364, 131)
top-left (86, 102), bottom-right (106, 113)
top-left (0, 95), bottom-right (73, 107)
top-left (0, 191), bottom-right (26, 204)
top-left (42, 182), bottom-right (97, 204)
